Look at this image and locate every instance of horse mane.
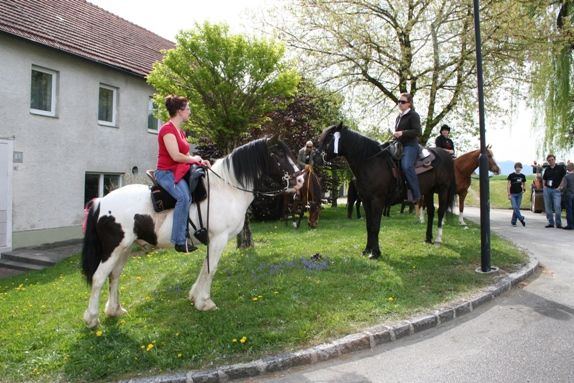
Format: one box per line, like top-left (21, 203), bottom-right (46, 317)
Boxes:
top-left (321, 125), bottom-right (382, 162)
top-left (218, 138), bottom-right (272, 189)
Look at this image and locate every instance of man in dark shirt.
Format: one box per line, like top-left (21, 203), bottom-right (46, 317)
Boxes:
top-left (542, 154), bottom-right (566, 228)
top-left (507, 162), bottom-right (526, 226)
top-left (435, 124), bottom-right (455, 157)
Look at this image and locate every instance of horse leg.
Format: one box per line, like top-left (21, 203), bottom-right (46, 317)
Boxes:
top-left (435, 191), bottom-right (450, 244)
top-left (417, 201), bottom-right (425, 224)
top-left (104, 248), bottom-right (130, 318)
top-left (356, 200), bottom-right (361, 219)
top-left (458, 191), bottom-right (467, 225)
top-left (83, 247), bottom-right (124, 328)
top-left (189, 235), bottom-right (227, 311)
top-left (363, 200), bottom-right (383, 259)
top-left (425, 195), bottom-right (435, 244)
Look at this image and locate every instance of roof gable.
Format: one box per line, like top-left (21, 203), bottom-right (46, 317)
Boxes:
top-left (0, 0), bottom-right (175, 77)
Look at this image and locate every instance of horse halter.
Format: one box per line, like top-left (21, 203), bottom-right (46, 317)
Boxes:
top-left (206, 167), bottom-right (294, 197)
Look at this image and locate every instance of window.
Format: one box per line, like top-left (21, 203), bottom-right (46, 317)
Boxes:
top-left (98, 84), bottom-right (118, 126)
top-left (30, 66), bottom-right (57, 116)
top-left (147, 97), bottom-right (161, 132)
top-left (84, 173), bottom-right (123, 204)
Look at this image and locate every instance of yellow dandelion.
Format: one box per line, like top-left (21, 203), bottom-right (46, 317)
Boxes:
top-left (251, 297), bottom-right (258, 301)
top-left (387, 296), bottom-right (395, 302)
top-left (95, 330), bottom-right (103, 337)
top-left (146, 343), bottom-right (154, 352)
top-left (258, 295), bottom-right (263, 299)
top-left (273, 291), bottom-right (279, 294)
top-left (136, 276), bottom-right (142, 281)
top-left (240, 336), bottom-right (247, 344)
top-left (177, 353), bottom-right (183, 358)
top-left (232, 338), bottom-right (237, 343)
top-left (176, 332), bottom-right (180, 337)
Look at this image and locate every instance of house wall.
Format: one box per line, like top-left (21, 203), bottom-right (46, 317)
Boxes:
top-left (0, 33), bottom-right (159, 248)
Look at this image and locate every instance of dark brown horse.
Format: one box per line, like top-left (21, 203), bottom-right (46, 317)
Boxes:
top-left (347, 178), bottom-right (362, 219)
top-left (318, 124), bottom-right (456, 259)
top-left (283, 165), bottom-right (322, 228)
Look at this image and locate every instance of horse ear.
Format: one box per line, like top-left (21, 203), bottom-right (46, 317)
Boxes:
top-left (335, 122), bottom-right (344, 131)
top-left (269, 134), bottom-right (280, 144)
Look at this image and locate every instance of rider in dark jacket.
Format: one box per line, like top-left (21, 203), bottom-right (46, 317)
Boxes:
top-left (435, 124), bottom-right (455, 157)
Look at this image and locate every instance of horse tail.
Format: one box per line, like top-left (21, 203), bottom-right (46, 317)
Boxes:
top-left (81, 200), bottom-right (101, 285)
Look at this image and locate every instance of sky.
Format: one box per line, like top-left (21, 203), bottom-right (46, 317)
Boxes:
top-left (88, 0), bottom-right (573, 167)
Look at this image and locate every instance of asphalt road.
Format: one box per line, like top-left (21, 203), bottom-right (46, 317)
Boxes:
top-left (241, 207), bottom-right (574, 383)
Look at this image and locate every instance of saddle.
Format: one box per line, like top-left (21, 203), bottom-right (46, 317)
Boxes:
top-left (146, 167), bottom-right (209, 245)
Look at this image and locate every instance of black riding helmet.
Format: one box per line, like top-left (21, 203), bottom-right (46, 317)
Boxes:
top-left (440, 124), bottom-right (451, 133)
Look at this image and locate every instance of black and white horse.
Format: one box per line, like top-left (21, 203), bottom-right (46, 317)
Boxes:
top-left (81, 136), bottom-right (303, 328)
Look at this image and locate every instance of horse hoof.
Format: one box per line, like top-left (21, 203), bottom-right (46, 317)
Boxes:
top-left (83, 311), bottom-right (100, 329)
top-left (105, 306), bottom-right (128, 317)
top-left (368, 253), bottom-right (381, 260)
top-left (195, 299), bottom-right (218, 311)
top-left (425, 239), bottom-right (433, 244)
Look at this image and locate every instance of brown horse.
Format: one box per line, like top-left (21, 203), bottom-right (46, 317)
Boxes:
top-left (283, 165), bottom-right (322, 228)
top-left (454, 146), bottom-right (500, 224)
top-left (416, 147), bottom-right (500, 225)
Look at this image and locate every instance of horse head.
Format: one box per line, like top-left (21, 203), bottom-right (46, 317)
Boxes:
top-left (318, 122), bottom-right (346, 162)
top-left (266, 135), bottom-right (304, 192)
top-left (486, 145), bottom-right (501, 175)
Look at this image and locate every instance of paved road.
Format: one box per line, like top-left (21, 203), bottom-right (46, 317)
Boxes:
top-left (241, 207), bottom-right (574, 383)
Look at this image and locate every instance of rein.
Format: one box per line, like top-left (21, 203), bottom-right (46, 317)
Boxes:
top-left (206, 167), bottom-right (292, 197)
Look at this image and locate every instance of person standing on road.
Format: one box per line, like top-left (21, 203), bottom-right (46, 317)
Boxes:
top-left (507, 162), bottom-right (526, 227)
top-left (558, 162), bottom-right (574, 230)
top-left (541, 154), bottom-right (566, 228)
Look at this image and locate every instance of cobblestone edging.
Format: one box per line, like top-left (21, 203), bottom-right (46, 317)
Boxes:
top-left (121, 256), bottom-right (539, 383)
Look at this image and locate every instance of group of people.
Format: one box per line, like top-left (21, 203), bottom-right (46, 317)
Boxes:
top-left (155, 92), bottom-right (573, 253)
top-left (506, 155), bottom-right (574, 230)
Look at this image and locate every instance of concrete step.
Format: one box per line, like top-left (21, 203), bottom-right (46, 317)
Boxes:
top-left (0, 258), bottom-right (45, 271)
top-left (1, 252), bottom-right (57, 267)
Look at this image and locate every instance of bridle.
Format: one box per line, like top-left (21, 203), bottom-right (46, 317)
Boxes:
top-left (206, 167), bottom-right (295, 197)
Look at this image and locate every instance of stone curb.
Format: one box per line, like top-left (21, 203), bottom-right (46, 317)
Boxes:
top-left (120, 255), bottom-right (539, 383)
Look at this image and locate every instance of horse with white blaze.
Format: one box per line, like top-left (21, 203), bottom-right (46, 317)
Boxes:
top-left (81, 136), bottom-right (303, 328)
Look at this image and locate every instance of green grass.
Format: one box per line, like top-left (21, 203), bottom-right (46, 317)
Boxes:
top-left (0, 206), bottom-right (527, 382)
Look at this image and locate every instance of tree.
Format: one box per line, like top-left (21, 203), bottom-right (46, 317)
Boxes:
top-left (530, 0), bottom-right (574, 153)
top-left (271, 0), bottom-right (539, 144)
top-left (147, 22), bottom-right (300, 248)
top-left (147, 22), bottom-right (300, 153)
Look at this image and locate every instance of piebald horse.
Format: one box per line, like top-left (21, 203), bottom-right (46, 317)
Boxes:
top-left (81, 136), bottom-right (303, 328)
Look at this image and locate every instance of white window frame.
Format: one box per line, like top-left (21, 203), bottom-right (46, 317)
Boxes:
top-left (30, 65), bottom-right (58, 117)
top-left (85, 172), bottom-right (123, 204)
top-left (147, 97), bottom-right (161, 133)
top-left (98, 84), bottom-right (118, 127)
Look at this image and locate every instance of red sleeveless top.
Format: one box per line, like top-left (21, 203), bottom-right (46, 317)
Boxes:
top-left (157, 122), bottom-right (198, 182)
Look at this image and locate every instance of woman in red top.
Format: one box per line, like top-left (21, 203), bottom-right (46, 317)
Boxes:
top-left (155, 95), bottom-right (209, 253)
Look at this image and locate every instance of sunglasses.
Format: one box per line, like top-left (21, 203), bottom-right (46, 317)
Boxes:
top-left (398, 100), bottom-right (409, 104)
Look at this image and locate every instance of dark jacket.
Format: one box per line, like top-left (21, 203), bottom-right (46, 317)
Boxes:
top-left (435, 135), bottom-right (455, 153)
top-left (395, 110), bottom-right (421, 146)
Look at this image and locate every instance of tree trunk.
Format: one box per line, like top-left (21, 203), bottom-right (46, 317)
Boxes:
top-left (236, 213), bottom-right (254, 248)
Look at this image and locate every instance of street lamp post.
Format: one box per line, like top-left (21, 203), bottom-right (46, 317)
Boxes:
top-left (472, 0), bottom-right (492, 272)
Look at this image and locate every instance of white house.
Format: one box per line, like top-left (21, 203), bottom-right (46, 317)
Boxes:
top-left (0, 0), bottom-right (175, 252)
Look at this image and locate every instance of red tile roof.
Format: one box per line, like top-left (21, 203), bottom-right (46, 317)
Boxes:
top-left (0, 0), bottom-right (175, 77)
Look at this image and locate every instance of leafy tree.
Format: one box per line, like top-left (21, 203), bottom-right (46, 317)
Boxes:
top-left (530, 0), bottom-right (574, 153)
top-left (147, 22), bottom-right (300, 248)
top-left (270, 0), bottom-right (539, 144)
top-left (147, 22), bottom-right (300, 153)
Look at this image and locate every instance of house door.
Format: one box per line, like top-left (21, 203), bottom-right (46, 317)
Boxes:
top-left (0, 139), bottom-right (13, 251)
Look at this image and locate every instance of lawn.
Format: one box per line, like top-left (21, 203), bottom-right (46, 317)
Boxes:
top-left (0, 206), bottom-right (527, 382)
